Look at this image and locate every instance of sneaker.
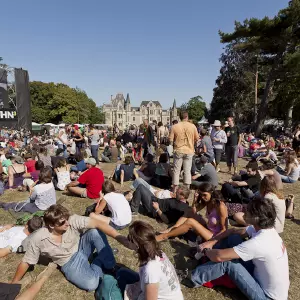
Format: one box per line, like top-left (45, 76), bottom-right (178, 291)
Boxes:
top-left (176, 268), bottom-right (189, 282)
top-left (132, 211), bottom-right (139, 217)
top-left (216, 167), bottom-right (220, 173)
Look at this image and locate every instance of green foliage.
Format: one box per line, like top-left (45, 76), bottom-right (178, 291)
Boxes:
top-left (30, 81), bottom-right (103, 124)
top-left (180, 96), bottom-right (206, 121)
top-left (210, 0), bottom-right (300, 134)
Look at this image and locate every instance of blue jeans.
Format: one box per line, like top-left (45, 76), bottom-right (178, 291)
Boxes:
top-left (191, 235), bottom-right (269, 300)
top-left (116, 268), bottom-right (140, 295)
top-left (58, 144), bottom-right (68, 159)
top-left (280, 175), bottom-right (297, 183)
top-left (61, 229), bottom-right (116, 291)
top-left (91, 145), bottom-right (99, 164)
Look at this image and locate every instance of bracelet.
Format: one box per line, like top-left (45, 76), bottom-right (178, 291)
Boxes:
top-left (156, 209), bottom-right (159, 213)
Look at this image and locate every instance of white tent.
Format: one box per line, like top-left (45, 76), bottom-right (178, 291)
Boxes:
top-left (198, 116), bottom-right (208, 124)
top-left (44, 123), bottom-right (58, 127)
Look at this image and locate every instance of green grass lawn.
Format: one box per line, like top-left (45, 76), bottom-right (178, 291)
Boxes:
top-left (0, 160), bottom-right (299, 300)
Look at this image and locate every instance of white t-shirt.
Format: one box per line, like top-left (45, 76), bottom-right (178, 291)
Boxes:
top-left (139, 252), bottom-right (183, 300)
top-left (104, 192), bottom-right (132, 226)
top-left (0, 226), bottom-right (27, 252)
top-left (57, 129), bottom-right (68, 145)
top-left (264, 193), bottom-right (286, 234)
top-left (234, 226), bottom-right (289, 300)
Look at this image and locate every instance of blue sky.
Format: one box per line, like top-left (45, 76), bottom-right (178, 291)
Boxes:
top-left (1, 0), bottom-right (288, 108)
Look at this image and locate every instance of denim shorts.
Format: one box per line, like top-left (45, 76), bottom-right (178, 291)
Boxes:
top-left (109, 221), bottom-right (129, 230)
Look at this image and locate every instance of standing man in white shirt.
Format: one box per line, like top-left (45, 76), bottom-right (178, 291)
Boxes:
top-left (57, 124), bottom-right (69, 158)
top-left (210, 120), bottom-right (227, 172)
top-left (190, 198), bottom-right (289, 300)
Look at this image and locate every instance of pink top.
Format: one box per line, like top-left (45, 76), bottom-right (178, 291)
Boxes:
top-left (206, 208), bottom-right (222, 235)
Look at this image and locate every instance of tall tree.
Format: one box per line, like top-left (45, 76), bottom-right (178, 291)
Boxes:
top-left (219, 0), bottom-right (300, 135)
top-left (180, 96), bottom-right (206, 122)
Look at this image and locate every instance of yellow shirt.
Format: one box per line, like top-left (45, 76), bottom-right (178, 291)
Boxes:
top-left (169, 121), bottom-right (199, 154)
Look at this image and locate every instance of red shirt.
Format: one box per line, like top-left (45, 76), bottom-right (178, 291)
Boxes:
top-left (25, 160), bottom-right (36, 172)
top-left (78, 167), bottom-right (104, 199)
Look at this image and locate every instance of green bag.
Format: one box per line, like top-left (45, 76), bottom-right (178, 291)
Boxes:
top-left (95, 274), bottom-right (122, 300)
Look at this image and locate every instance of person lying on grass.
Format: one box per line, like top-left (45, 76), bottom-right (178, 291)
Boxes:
top-left (0, 216), bottom-right (43, 258)
top-left (156, 183), bottom-right (228, 242)
top-left (11, 204), bottom-right (137, 293)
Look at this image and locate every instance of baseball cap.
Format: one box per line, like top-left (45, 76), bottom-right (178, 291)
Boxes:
top-left (86, 157), bottom-right (96, 166)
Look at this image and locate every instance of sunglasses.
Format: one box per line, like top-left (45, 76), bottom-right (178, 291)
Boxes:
top-left (55, 218), bottom-right (68, 227)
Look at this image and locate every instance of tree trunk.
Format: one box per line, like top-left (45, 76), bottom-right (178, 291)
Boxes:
top-left (284, 100), bottom-right (295, 129)
top-left (255, 72), bottom-right (273, 136)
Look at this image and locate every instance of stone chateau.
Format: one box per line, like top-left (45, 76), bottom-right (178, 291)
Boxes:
top-left (102, 93), bottom-right (178, 129)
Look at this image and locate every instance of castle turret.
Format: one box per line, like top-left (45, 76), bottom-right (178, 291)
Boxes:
top-left (125, 93), bottom-right (131, 111)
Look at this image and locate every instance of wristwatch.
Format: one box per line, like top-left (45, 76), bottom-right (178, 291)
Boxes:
top-left (202, 248), bottom-right (209, 256)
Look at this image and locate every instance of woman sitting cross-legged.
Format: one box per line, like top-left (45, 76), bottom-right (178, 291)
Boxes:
top-left (89, 180), bottom-right (132, 230)
top-left (125, 221), bottom-right (184, 300)
top-left (278, 151), bottom-right (299, 183)
top-left (156, 183), bottom-right (228, 242)
top-left (226, 175), bottom-right (286, 233)
top-left (0, 167), bottom-right (56, 213)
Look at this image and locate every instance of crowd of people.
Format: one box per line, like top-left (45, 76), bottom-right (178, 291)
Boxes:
top-left (0, 114), bottom-right (299, 300)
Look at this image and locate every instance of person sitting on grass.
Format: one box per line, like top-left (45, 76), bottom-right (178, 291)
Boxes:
top-left (89, 180), bottom-right (132, 230)
top-left (150, 153), bottom-right (173, 189)
top-left (10, 204), bottom-right (137, 293)
top-left (54, 158), bottom-right (71, 191)
top-left (0, 216), bottom-right (43, 258)
top-left (21, 160), bottom-right (44, 192)
top-left (221, 161), bottom-right (261, 204)
top-left (278, 151), bottom-right (299, 183)
top-left (156, 183), bottom-right (228, 243)
top-left (125, 221), bottom-right (184, 300)
top-left (132, 142), bottom-right (143, 164)
top-left (225, 175), bottom-right (286, 232)
top-left (66, 157), bottom-right (104, 199)
top-left (187, 199), bottom-right (289, 300)
top-left (136, 153), bottom-right (156, 183)
top-left (191, 155), bottom-right (218, 189)
top-left (0, 167), bottom-right (56, 213)
top-left (109, 156), bottom-right (138, 187)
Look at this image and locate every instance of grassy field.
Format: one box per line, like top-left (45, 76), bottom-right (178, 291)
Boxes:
top-left (0, 159), bottom-right (299, 300)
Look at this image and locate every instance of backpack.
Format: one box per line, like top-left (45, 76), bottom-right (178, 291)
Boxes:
top-left (95, 275), bottom-right (123, 300)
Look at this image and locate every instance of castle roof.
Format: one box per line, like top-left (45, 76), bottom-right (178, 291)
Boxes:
top-left (140, 101), bottom-right (162, 107)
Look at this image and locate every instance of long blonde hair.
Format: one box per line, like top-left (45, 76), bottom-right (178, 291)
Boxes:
top-left (260, 175), bottom-right (283, 199)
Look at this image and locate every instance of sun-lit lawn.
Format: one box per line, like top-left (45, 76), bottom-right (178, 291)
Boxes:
top-left (0, 160), bottom-right (299, 300)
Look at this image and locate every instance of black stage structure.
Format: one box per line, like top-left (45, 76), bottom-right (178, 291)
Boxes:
top-left (0, 67), bottom-right (32, 130)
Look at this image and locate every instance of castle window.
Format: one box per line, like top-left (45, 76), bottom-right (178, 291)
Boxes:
top-left (133, 117), bottom-right (135, 121)
top-left (150, 110), bottom-right (153, 115)
top-left (118, 114), bottom-right (122, 119)
top-left (150, 117), bottom-right (152, 121)
top-left (167, 117), bottom-right (170, 122)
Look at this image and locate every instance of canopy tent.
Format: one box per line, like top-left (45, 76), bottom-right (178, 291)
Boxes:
top-left (43, 123), bottom-right (58, 127)
top-left (32, 122), bottom-right (42, 131)
top-left (198, 116), bottom-right (209, 124)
